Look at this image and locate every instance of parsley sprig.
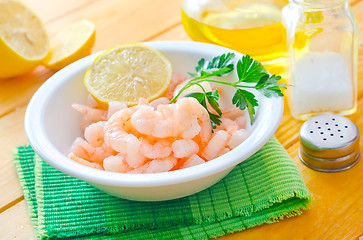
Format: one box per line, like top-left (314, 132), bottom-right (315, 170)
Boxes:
top-left (169, 53), bottom-right (287, 128)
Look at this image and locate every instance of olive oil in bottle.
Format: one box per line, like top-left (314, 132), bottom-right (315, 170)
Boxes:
top-left (181, 0), bottom-right (288, 75)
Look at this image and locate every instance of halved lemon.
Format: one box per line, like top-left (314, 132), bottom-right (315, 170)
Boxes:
top-left (84, 44), bottom-right (172, 106)
top-left (43, 19), bottom-right (96, 70)
top-left (0, 0), bottom-right (49, 79)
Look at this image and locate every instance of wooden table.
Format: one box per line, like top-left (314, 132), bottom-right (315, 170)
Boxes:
top-left (0, 0), bottom-right (362, 239)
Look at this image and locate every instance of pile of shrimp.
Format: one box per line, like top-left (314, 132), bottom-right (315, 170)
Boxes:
top-left (68, 74), bottom-right (250, 174)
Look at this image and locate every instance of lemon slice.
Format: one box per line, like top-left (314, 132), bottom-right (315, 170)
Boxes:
top-left (84, 44), bottom-right (172, 106)
top-left (44, 19), bottom-right (96, 70)
top-left (0, 0), bottom-right (49, 79)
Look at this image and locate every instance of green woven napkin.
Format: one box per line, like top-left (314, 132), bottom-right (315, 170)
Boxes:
top-left (13, 137), bottom-right (312, 240)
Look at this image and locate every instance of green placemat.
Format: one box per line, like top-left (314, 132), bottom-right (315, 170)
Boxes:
top-left (13, 137), bottom-right (312, 239)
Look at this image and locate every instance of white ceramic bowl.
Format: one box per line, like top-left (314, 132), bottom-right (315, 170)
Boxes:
top-left (25, 41), bottom-right (283, 201)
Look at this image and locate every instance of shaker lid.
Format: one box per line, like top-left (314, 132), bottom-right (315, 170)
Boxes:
top-left (299, 114), bottom-right (360, 172)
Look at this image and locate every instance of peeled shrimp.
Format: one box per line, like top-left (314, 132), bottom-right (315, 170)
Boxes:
top-left (131, 104), bottom-right (176, 138)
top-left (150, 97), bottom-right (169, 109)
top-left (68, 152), bottom-right (104, 170)
top-left (171, 139), bottom-right (199, 158)
top-left (84, 121), bottom-right (106, 147)
top-left (70, 137), bottom-right (116, 164)
top-left (72, 103), bottom-right (107, 122)
top-left (70, 91), bottom-right (250, 173)
top-left (152, 104), bottom-right (176, 138)
top-left (130, 105), bottom-right (158, 136)
top-left (130, 156), bottom-right (177, 174)
top-left (216, 117), bottom-right (239, 133)
top-left (173, 81), bottom-right (212, 100)
top-left (174, 97), bottom-right (211, 143)
top-left (72, 103), bottom-right (107, 130)
top-left (86, 94), bottom-right (99, 108)
top-left (180, 154), bottom-right (205, 169)
top-left (104, 106), bottom-right (139, 153)
top-left (202, 130), bottom-right (229, 160)
top-left (103, 154), bottom-right (132, 173)
top-left (227, 129), bottom-right (249, 149)
top-left (123, 134), bottom-right (146, 168)
top-left (140, 139), bottom-right (172, 159)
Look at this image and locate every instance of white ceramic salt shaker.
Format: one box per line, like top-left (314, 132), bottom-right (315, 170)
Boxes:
top-left (282, 0), bottom-right (358, 120)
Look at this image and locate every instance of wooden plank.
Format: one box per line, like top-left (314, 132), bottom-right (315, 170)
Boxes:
top-left (0, 0), bottom-right (182, 209)
top-left (0, 66), bottom-right (55, 117)
top-left (0, 107), bottom-right (28, 209)
top-left (42, 0), bottom-right (183, 46)
top-left (24, 0), bottom-right (95, 24)
top-left (0, 200), bottom-right (34, 239)
top-left (0, 0), bottom-right (183, 117)
top-left (151, 24), bottom-right (191, 41)
top-left (0, 0), bottom-right (362, 239)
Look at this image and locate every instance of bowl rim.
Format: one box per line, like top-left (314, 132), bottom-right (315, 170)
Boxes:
top-left (25, 41), bottom-right (284, 187)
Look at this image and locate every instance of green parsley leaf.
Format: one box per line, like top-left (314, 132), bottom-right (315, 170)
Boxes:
top-left (237, 55), bottom-right (267, 83)
top-left (205, 90), bottom-right (222, 116)
top-left (184, 91), bottom-right (222, 129)
top-left (183, 92), bottom-right (206, 103)
top-left (193, 53), bottom-right (235, 77)
top-left (209, 112), bottom-right (222, 129)
top-left (232, 89), bottom-right (258, 124)
top-left (172, 53), bottom-right (288, 128)
top-left (255, 74), bottom-right (286, 97)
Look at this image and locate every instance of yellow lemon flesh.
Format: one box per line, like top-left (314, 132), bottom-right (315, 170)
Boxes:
top-left (84, 44), bottom-right (172, 106)
top-left (44, 19), bottom-right (96, 70)
top-left (0, 0), bottom-right (49, 79)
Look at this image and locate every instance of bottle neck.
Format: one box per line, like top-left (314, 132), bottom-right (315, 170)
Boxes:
top-left (292, 0), bottom-right (346, 9)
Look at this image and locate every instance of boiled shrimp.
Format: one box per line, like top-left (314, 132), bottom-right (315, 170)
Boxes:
top-left (216, 117), bottom-right (239, 133)
top-left (104, 106), bottom-right (139, 153)
top-left (84, 121), bottom-right (106, 147)
top-left (123, 134), bottom-right (146, 168)
top-left (140, 139), bottom-right (172, 159)
top-left (103, 153), bottom-right (132, 173)
top-left (174, 97), bottom-right (211, 143)
top-left (173, 81), bottom-right (212, 100)
top-left (227, 129), bottom-right (249, 149)
top-left (86, 94), bottom-right (99, 108)
top-left (202, 130), bottom-right (229, 160)
top-left (131, 104), bottom-right (176, 138)
top-left (70, 137), bottom-right (116, 164)
top-left (72, 103), bottom-right (107, 122)
top-left (171, 139), bottom-right (199, 158)
top-left (70, 90), bottom-right (250, 173)
top-left (180, 154), bottom-right (205, 169)
top-left (150, 97), bottom-right (169, 109)
top-left (130, 105), bottom-right (158, 136)
top-left (129, 156), bottom-right (177, 174)
top-left (68, 152), bottom-right (104, 170)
